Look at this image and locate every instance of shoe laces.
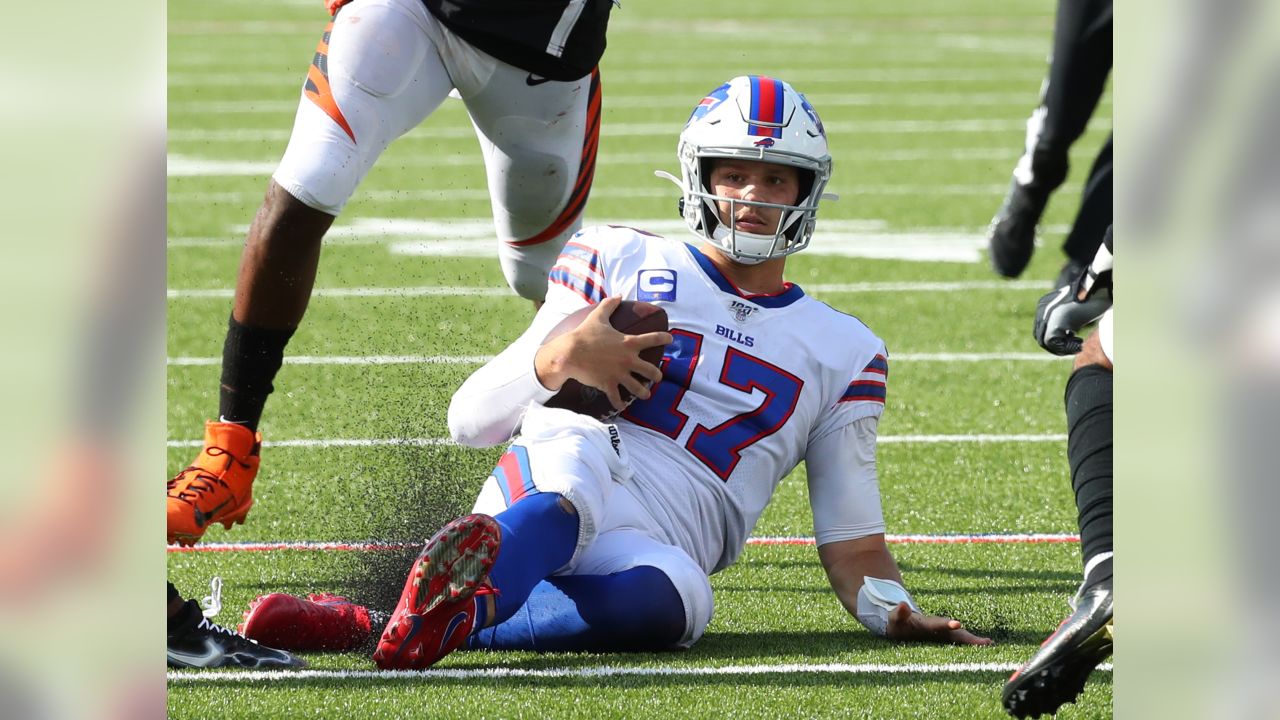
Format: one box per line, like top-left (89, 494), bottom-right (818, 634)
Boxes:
top-left (167, 446), bottom-right (251, 503)
top-left (196, 616), bottom-right (245, 640)
top-left (201, 576), bottom-right (224, 619)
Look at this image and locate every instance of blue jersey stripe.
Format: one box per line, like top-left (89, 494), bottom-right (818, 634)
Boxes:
top-left (684, 244), bottom-right (805, 308)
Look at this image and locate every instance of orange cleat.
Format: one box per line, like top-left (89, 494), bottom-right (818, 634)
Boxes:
top-left (167, 421), bottom-right (261, 546)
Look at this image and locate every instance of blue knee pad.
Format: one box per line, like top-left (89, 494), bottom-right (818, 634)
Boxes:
top-left (471, 565), bottom-right (687, 652)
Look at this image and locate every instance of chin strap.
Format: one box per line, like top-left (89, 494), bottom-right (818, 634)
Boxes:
top-left (855, 576), bottom-right (919, 636)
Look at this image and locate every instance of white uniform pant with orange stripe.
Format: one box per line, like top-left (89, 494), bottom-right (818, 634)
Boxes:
top-left (470, 407), bottom-right (716, 647)
top-left (272, 0), bottom-right (601, 301)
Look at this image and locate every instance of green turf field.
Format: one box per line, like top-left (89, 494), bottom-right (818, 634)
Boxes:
top-left (168, 0), bottom-right (1113, 716)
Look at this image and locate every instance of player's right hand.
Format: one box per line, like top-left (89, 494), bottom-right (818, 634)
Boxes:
top-left (885, 602), bottom-right (993, 646)
top-left (537, 297), bottom-right (671, 410)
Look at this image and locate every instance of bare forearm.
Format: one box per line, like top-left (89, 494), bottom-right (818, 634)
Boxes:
top-left (818, 536), bottom-right (903, 616)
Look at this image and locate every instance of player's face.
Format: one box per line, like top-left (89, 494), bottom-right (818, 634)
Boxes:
top-left (708, 160), bottom-right (801, 235)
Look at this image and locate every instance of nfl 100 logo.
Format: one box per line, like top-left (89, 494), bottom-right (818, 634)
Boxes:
top-left (637, 269), bottom-right (677, 301)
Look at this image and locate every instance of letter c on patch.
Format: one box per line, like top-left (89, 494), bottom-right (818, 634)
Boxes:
top-left (637, 269), bottom-right (677, 301)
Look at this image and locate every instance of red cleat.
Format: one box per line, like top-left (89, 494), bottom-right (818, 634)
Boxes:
top-left (372, 514), bottom-right (501, 670)
top-left (240, 593), bottom-right (374, 652)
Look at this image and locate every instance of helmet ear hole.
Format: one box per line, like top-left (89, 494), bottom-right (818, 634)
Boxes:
top-left (781, 170), bottom-right (817, 241)
top-left (795, 171), bottom-right (815, 208)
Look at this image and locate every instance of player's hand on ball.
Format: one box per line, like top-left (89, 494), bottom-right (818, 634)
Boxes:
top-left (885, 602), bottom-right (993, 645)
top-left (537, 297), bottom-right (672, 411)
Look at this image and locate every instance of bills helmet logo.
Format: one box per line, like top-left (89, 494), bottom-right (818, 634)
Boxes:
top-left (799, 94), bottom-right (825, 137)
top-left (753, 137), bottom-right (776, 147)
top-left (686, 83), bottom-right (731, 127)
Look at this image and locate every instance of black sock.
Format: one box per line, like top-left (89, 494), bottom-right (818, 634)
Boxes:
top-left (1065, 364), bottom-right (1113, 580)
top-left (167, 583), bottom-right (203, 635)
top-left (218, 315), bottom-right (295, 431)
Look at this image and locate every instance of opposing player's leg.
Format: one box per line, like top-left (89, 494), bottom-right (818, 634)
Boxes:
top-left (374, 407), bottom-right (625, 668)
top-left (457, 53), bottom-right (602, 302)
top-left (168, 0), bottom-right (456, 544)
top-left (1004, 326), bottom-right (1113, 717)
top-left (988, 0), bottom-right (1112, 278)
top-left (1057, 134), bottom-right (1112, 284)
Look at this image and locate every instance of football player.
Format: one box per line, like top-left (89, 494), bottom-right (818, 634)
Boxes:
top-left (1003, 226), bottom-right (1113, 717)
top-left (243, 77), bottom-right (993, 665)
top-left (988, 0), bottom-right (1112, 285)
top-left (167, 0), bottom-right (618, 545)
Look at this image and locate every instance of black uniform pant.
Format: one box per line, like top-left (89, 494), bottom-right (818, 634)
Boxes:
top-left (1029, 0), bottom-right (1113, 263)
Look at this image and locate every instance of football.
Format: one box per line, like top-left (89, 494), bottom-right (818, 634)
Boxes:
top-left (542, 300), bottom-right (669, 420)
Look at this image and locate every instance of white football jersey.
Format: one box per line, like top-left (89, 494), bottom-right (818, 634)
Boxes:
top-left (544, 226), bottom-right (889, 573)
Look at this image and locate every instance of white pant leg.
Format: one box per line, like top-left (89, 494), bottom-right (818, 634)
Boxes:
top-left (470, 406), bottom-right (631, 564)
top-left (440, 36), bottom-right (601, 301)
top-left (273, 0), bottom-right (453, 215)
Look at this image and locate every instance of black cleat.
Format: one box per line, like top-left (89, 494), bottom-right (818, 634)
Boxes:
top-left (168, 615), bottom-right (305, 669)
top-left (1054, 257), bottom-right (1089, 292)
top-left (1002, 577), bottom-right (1113, 718)
top-left (988, 178), bottom-right (1053, 279)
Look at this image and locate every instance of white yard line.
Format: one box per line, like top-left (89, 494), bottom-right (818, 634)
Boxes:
top-left (878, 434), bottom-right (1065, 443)
top-left (168, 661), bottom-right (1111, 683)
top-left (168, 184), bottom-right (1037, 204)
top-left (167, 352), bottom-right (1063, 367)
top-left (166, 117), bottom-right (1108, 140)
top-left (166, 280), bottom-right (1048, 300)
top-left (167, 287), bottom-right (512, 299)
top-left (168, 67), bottom-right (1050, 85)
top-left (168, 224), bottom-right (1071, 248)
top-left (167, 355), bottom-right (488, 366)
top-left (167, 534), bottom-right (1081, 554)
top-left (167, 93), bottom-right (1042, 115)
top-left (166, 148), bottom-right (1020, 176)
top-left (165, 434), bottom-right (1064, 449)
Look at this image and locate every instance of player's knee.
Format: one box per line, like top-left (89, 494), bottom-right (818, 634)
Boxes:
top-left (627, 555), bottom-right (714, 649)
top-left (498, 246), bottom-right (559, 301)
top-left (272, 159), bottom-right (359, 217)
top-left (589, 566), bottom-right (690, 649)
top-left (251, 182), bottom-right (336, 243)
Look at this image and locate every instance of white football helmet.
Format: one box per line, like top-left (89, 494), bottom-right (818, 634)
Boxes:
top-left (657, 76), bottom-right (834, 264)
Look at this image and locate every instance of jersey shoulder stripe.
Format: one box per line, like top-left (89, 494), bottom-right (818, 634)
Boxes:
top-left (839, 353), bottom-right (889, 404)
